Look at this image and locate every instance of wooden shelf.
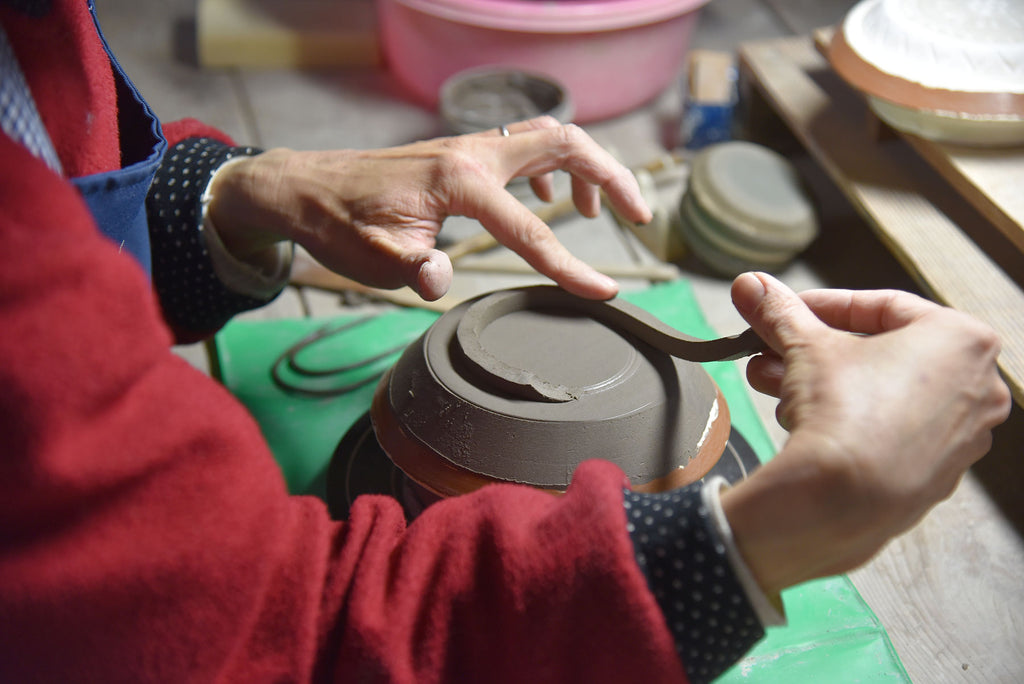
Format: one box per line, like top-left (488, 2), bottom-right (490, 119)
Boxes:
top-left (197, 0), bottom-right (379, 68)
top-left (811, 27), bottom-right (1024, 254)
top-left (738, 34), bottom-right (1024, 406)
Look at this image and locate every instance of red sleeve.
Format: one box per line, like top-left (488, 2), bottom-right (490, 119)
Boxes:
top-left (161, 117), bottom-right (238, 148)
top-left (0, 133), bottom-right (686, 682)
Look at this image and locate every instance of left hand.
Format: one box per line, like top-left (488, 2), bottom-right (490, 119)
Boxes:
top-left (205, 117), bottom-right (652, 301)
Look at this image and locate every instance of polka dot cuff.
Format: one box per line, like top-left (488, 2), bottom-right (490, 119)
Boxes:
top-left (146, 137), bottom-right (282, 334)
top-left (624, 483), bottom-right (766, 683)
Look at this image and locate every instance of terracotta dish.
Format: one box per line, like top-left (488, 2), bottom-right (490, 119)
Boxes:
top-left (371, 286), bottom-right (741, 498)
top-left (829, 0), bottom-right (1024, 146)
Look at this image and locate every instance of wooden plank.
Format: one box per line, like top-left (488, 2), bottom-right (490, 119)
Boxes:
top-left (904, 139), bottom-right (1024, 254)
top-left (738, 36), bottom-right (1024, 407)
top-left (847, 467), bottom-right (1024, 683)
top-left (197, 0), bottom-right (379, 68)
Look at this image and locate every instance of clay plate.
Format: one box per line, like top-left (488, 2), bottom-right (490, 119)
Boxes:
top-left (828, 0), bottom-right (1024, 145)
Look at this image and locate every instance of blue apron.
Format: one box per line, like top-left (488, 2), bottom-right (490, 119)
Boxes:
top-left (69, 0), bottom-right (167, 277)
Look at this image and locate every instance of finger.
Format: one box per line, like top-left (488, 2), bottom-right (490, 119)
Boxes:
top-left (746, 353), bottom-right (785, 397)
top-left (468, 185), bottom-right (618, 299)
top-left (407, 249), bottom-right (454, 301)
top-left (468, 116), bottom-right (564, 140)
top-left (731, 272), bottom-right (829, 355)
top-left (529, 173), bottom-right (556, 203)
top-left (494, 121), bottom-right (556, 202)
top-left (488, 124), bottom-right (652, 224)
top-left (570, 174), bottom-right (602, 218)
top-left (799, 288), bottom-right (937, 334)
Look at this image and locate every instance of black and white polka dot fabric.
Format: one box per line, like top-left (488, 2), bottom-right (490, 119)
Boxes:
top-left (146, 137), bottom-right (272, 334)
top-left (624, 484), bottom-right (764, 683)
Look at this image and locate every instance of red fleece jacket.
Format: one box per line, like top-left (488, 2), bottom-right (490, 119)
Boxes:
top-left (0, 2), bottom-right (685, 681)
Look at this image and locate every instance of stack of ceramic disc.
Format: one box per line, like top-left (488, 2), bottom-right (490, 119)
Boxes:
top-left (829, 0), bottom-right (1024, 146)
top-left (678, 141), bottom-right (818, 277)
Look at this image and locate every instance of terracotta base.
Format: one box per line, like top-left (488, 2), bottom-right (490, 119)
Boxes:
top-left (828, 23), bottom-right (1024, 118)
top-left (371, 369), bottom-right (730, 498)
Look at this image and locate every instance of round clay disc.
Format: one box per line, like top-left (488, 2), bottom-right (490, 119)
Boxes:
top-left (679, 189), bottom-right (794, 277)
top-left (690, 141), bottom-right (818, 251)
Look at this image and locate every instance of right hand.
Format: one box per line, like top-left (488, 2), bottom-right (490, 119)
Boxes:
top-left (721, 272), bottom-right (1011, 595)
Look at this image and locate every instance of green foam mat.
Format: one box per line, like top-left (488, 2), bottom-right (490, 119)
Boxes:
top-left (215, 280), bottom-right (909, 682)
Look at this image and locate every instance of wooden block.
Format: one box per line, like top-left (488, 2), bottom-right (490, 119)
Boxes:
top-left (688, 50), bottom-right (737, 104)
top-left (197, 0), bottom-right (379, 68)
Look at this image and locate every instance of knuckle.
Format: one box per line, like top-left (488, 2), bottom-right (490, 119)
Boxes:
top-left (976, 324), bottom-right (1002, 357)
top-left (992, 380), bottom-right (1013, 421)
top-left (530, 115), bottom-right (562, 130)
top-left (435, 145), bottom-right (485, 179)
top-left (519, 219), bottom-right (554, 248)
top-left (556, 122), bottom-right (588, 147)
top-left (947, 311), bottom-right (1002, 356)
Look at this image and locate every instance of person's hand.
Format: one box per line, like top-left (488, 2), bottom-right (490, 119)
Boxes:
top-left (721, 272), bottom-right (1011, 596)
top-left (203, 117), bottom-right (652, 301)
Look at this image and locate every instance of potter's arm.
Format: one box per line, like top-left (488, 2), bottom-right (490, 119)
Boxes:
top-left (624, 482), bottom-right (784, 683)
top-left (146, 121), bottom-right (293, 343)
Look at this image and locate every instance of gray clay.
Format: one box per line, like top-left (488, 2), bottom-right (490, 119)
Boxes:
top-left (373, 286), bottom-right (736, 491)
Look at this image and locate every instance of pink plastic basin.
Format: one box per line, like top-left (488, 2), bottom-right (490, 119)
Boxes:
top-left (377, 0), bottom-right (713, 123)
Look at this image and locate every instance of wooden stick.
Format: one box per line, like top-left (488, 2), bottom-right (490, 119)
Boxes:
top-left (442, 195), bottom-right (578, 261)
top-left (455, 259), bottom-right (680, 282)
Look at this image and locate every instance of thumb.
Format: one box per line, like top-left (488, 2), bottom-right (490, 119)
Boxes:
top-left (409, 249), bottom-right (454, 302)
top-left (731, 272), bottom-right (826, 355)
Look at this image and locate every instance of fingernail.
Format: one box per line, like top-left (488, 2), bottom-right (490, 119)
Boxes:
top-left (417, 258), bottom-right (450, 301)
top-left (739, 271), bottom-right (767, 299)
top-left (748, 272), bottom-right (768, 298)
top-left (733, 272), bottom-right (766, 318)
top-left (589, 271), bottom-right (619, 298)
